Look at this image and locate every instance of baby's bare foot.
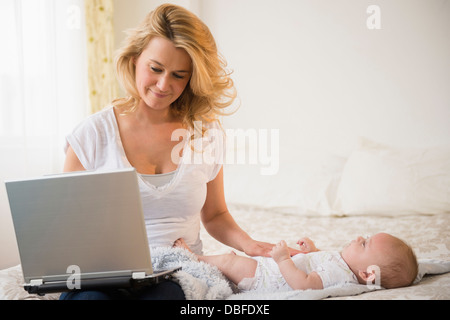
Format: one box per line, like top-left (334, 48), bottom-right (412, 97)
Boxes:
top-left (173, 238), bottom-right (193, 253)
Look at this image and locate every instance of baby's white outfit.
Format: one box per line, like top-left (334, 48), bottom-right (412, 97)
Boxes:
top-left (238, 251), bottom-right (358, 292)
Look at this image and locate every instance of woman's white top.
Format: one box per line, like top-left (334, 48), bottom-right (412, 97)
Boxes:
top-left (141, 171), bottom-right (177, 188)
top-left (64, 106), bottom-right (224, 254)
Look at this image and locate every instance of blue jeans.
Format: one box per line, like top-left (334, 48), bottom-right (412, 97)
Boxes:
top-left (59, 281), bottom-right (185, 300)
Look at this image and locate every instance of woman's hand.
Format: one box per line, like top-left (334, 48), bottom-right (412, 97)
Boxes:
top-left (242, 240), bottom-right (274, 257)
top-left (242, 239), bottom-right (303, 257)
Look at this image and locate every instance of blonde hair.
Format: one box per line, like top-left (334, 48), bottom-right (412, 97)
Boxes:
top-left (379, 238), bottom-right (418, 289)
top-left (113, 4), bottom-right (236, 129)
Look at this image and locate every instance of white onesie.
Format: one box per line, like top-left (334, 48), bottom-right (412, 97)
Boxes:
top-left (238, 251), bottom-right (359, 292)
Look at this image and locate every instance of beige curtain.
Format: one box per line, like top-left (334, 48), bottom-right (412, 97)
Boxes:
top-left (85, 0), bottom-right (118, 114)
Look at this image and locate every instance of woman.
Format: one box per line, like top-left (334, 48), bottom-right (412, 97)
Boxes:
top-left (61, 4), bottom-right (275, 300)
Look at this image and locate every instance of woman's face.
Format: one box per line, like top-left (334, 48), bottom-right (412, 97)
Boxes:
top-left (134, 36), bottom-right (192, 112)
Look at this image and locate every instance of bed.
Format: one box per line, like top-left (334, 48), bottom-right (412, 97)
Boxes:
top-left (1, 137), bottom-right (449, 299)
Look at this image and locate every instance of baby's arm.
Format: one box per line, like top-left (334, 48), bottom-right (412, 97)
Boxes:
top-left (271, 241), bottom-right (323, 290)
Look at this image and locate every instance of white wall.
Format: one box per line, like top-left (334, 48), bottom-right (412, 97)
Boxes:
top-left (198, 0), bottom-right (450, 204)
top-left (202, 0), bottom-right (450, 148)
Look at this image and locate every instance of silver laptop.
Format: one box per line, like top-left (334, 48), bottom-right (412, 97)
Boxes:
top-left (5, 168), bottom-right (180, 295)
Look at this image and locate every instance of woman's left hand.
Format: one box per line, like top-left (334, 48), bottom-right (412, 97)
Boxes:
top-left (243, 240), bottom-right (302, 257)
top-left (243, 240), bottom-right (274, 257)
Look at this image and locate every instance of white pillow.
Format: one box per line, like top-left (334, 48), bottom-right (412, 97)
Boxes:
top-left (334, 137), bottom-right (450, 216)
top-left (224, 154), bottom-right (347, 216)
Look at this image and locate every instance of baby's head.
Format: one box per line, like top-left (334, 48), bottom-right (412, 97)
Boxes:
top-left (341, 233), bottom-right (418, 289)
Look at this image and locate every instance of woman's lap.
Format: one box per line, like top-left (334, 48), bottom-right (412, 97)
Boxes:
top-left (59, 281), bottom-right (185, 300)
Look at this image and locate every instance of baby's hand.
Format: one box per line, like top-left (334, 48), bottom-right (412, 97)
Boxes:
top-left (297, 237), bottom-right (319, 253)
top-left (271, 240), bottom-right (291, 264)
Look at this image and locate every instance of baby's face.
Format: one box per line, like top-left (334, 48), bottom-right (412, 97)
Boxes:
top-left (341, 233), bottom-right (394, 273)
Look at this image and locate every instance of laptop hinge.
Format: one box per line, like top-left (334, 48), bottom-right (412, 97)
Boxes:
top-left (132, 272), bottom-right (146, 280)
top-left (29, 279), bottom-right (44, 286)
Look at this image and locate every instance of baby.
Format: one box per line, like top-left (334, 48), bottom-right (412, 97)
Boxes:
top-left (174, 233), bottom-right (418, 292)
